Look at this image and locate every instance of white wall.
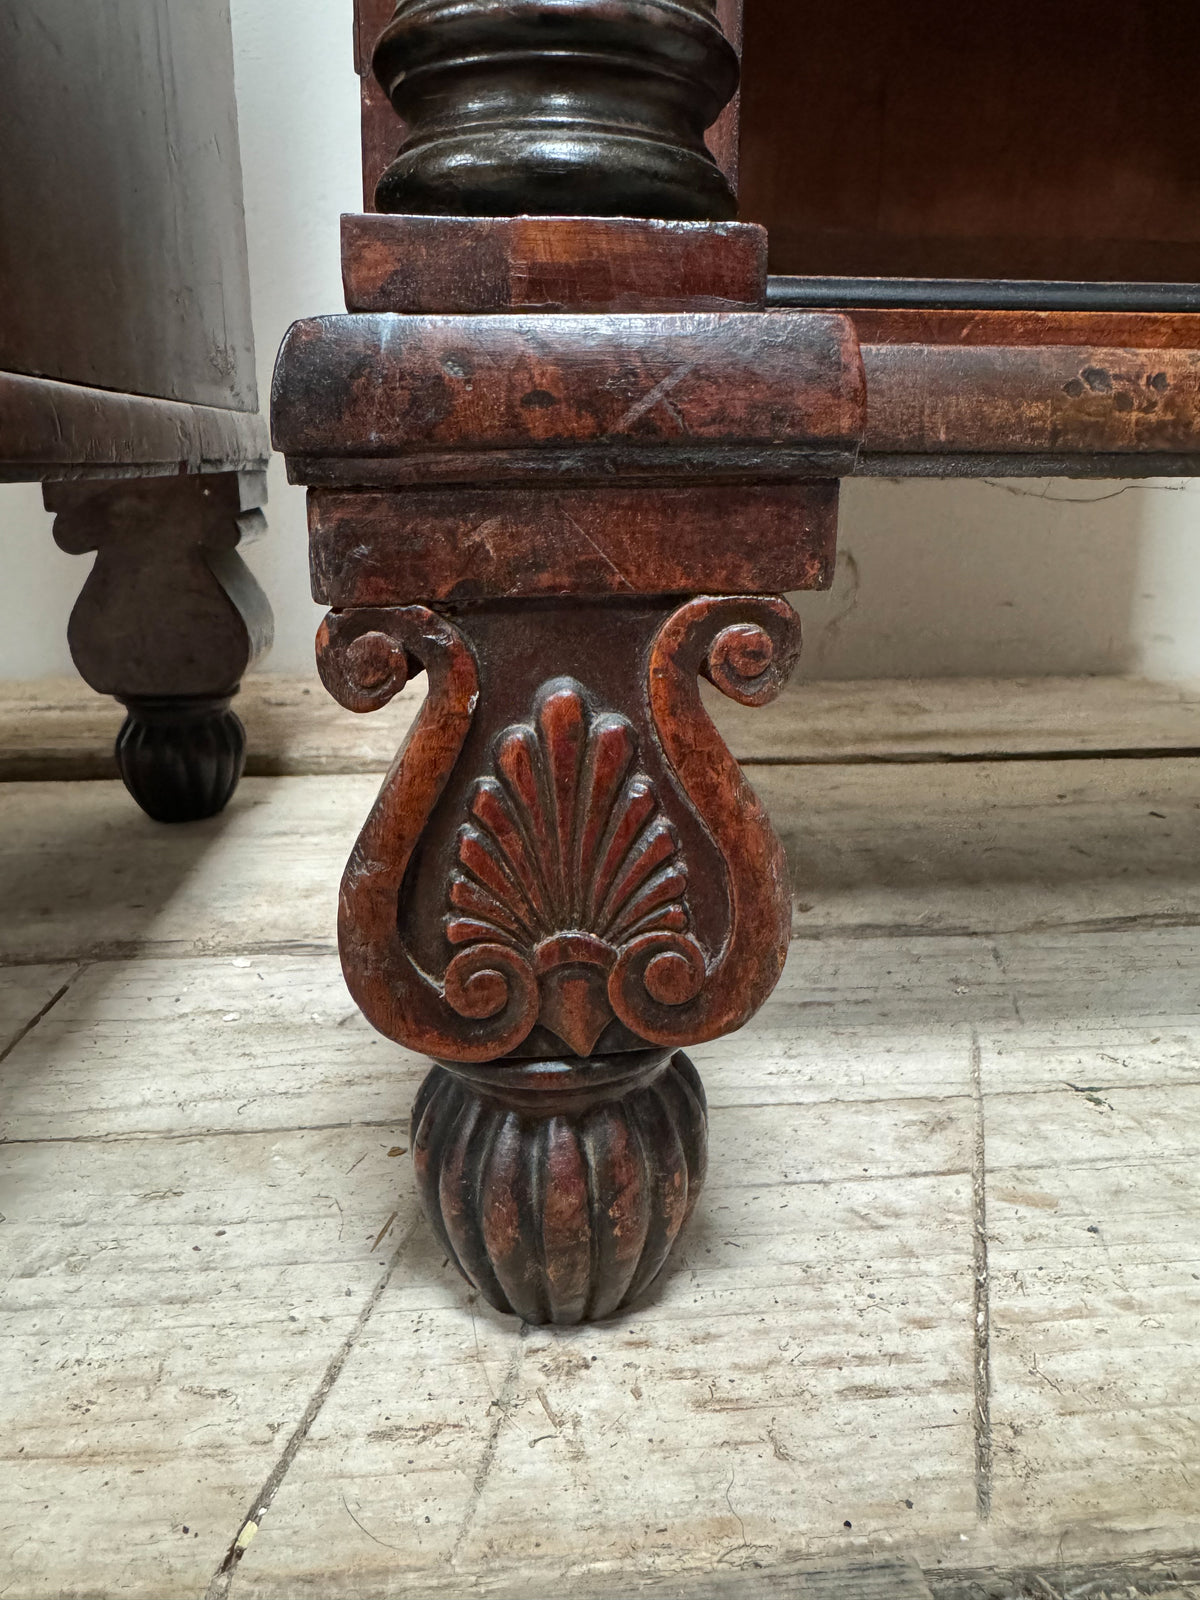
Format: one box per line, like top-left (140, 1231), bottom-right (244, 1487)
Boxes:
top-left (795, 475), bottom-right (1200, 681)
top-left (2, 0), bottom-right (1199, 686)
top-left (0, 0), bottom-right (361, 685)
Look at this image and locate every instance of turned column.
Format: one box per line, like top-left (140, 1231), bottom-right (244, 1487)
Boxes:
top-left (273, 0), bottom-right (863, 1322)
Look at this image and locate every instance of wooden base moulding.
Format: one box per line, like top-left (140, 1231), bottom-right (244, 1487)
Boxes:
top-left (307, 483), bottom-right (837, 604)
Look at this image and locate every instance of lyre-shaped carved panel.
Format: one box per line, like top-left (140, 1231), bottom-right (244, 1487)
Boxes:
top-left (316, 594), bottom-right (800, 1065)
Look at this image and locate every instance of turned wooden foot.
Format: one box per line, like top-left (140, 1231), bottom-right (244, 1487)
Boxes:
top-left (412, 1050), bottom-right (707, 1324)
top-left (115, 694), bottom-right (247, 823)
top-left (44, 471), bottom-right (271, 823)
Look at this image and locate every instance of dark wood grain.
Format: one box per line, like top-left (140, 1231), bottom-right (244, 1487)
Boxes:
top-left (1, 1), bottom-right (271, 823)
top-left (309, 483), bottom-right (836, 603)
top-left (354, 0), bottom-right (398, 211)
top-left (862, 343), bottom-right (1200, 458)
top-left (0, 370), bottom-right (269, 483)
top-left (412, 1051), bottom-right (706, 1324)
top-left (0, 0), bottom-right (257, 410)
top-left (704, 0), bottom-right (743, 193)
top-left (739, 0), bottom-right (1200, 284)
top-left (354, 0), bottom-right (744, 212)
top-left (317, 595), bottom-right (799, 1063)
top-left (341, 214), bottom-right (766, 314)
top-left (272, 311), bottom-right (864, 477)
top-left (313, 0), bottom-right (1200, 1330)
top-left (847, 309), bottom-right (1200, 352)
top-left (110, 696), bottom-right (251, 825)
top-left (45, 471), bottom-right (272, 699)
top-left (43, 473), bottom-right (272, 821)
top-left (287, 4), bottom-right (867, 1323)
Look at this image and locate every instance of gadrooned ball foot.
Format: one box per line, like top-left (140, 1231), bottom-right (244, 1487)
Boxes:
top-left (115, 693), bottom-right (247, 823)
top-left (410, 1049), bottom-right (707, 1325)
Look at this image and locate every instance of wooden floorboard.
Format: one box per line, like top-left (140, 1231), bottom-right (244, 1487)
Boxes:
top-left (3, 753), bottom-right (1200, 966)
top-left (0, 961), bottom-right (77, 1057)
top-left (3, 672), bottom-right (1200, 782)
top-left (2, 679), bottom-right (1199, 1597)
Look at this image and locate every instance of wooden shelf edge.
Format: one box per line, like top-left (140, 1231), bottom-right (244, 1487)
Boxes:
top-left (0, 369), bottom-right (270, 482)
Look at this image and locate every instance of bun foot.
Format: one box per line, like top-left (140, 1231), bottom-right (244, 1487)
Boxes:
top-left (411, 1050), bottom-right (707, 1325)
top-left (116, 693), bottom-right (247, 823)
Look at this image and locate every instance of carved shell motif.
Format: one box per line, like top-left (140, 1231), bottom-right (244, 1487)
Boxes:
top-left (447, 678), bottom-right (701, 1055)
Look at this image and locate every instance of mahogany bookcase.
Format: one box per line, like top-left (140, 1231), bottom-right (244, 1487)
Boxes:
top-left (273, 0), bottom-right (1200, 1324)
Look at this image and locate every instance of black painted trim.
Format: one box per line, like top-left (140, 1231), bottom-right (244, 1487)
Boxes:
top-left (767, 277), bottom-right (1200, 313)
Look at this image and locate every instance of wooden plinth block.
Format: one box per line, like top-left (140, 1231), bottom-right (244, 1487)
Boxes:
top-left (308, 483), bottom-right (837, 604)
top-left (272, 310), bottom-right (864, 486)
top-left (412, 1051), bottom-right (707, 1325)
top-left (341, 213), bottom-right (767, 314)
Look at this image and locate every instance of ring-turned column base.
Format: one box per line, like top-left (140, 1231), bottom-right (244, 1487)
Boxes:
top-left (411, 1050), bottom-right (707, 1325)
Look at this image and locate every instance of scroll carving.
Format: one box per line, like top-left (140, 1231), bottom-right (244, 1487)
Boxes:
top-left (610, 593), bottom-right (802, 1046)
top-left (318, 594), bottom-right (800, 1066)
top-left (318, 605), bottom-right (540, 1062)
top-left (282, 1), bottom-right (851, 1321)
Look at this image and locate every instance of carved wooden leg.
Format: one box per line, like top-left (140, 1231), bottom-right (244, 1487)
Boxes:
top-left (273, 285), bottom-right (861, 1325)
top-left (314, 595), bottom-right (800, 1321)
top-left (44, 472), bottom-right (272, 822)
top-left (272, 0), bottom-right (865, 1323)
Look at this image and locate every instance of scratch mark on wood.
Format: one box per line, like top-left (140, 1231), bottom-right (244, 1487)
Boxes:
top-left (559, 508), bottom-right (634, 590)
top-left (203, 1215), bottom-right (421, 1600)
top-left (0, 966), bottom-right (84, 1064)
top-left (970, 1027), bottom-right (992, 1523)
top-left (450, 1328), bottom-right (529, 1564)
top-left (616, 363), bottom-right (695, 429)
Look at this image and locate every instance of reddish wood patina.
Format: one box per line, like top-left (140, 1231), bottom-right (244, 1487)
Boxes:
top-left (276, 0), bottom-right (1200, 1338)
top-left (412, 1050), bottom-right (706, 1324)
top-left (863, 343), bottom-right (1200, 461)
top-left (272, 310), bottom-right (863, 476)
top-left (307, 483), bottom-right (837, 605)
top-left (317, 593), bottom-right (801, 1066)
top-left (341, 213), bottom-right (766, 314)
